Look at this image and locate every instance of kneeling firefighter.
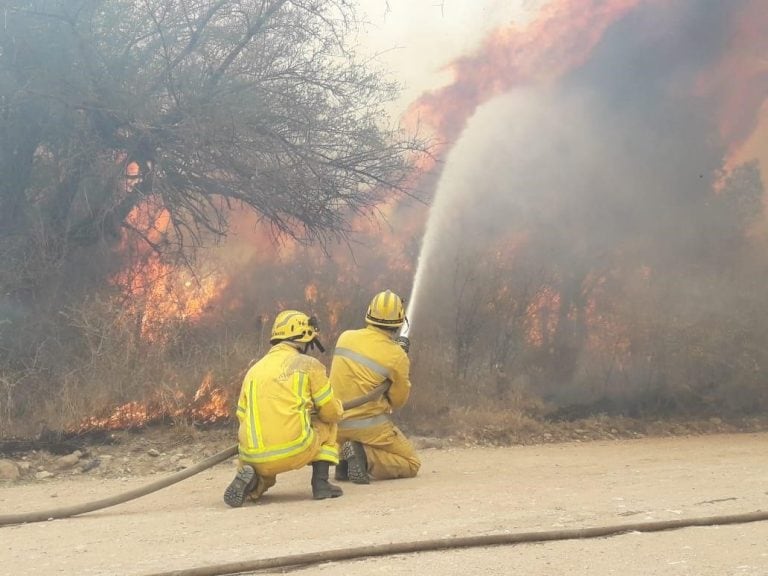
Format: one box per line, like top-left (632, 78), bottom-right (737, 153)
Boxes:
top-left (329, 290), bottom-right (421, 484)
top-left (224, 310), bottom-right (344, 506)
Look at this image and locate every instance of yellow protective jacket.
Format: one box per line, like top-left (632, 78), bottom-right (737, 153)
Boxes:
top-left (329, 325), bottom-right (411, 422)
top-left (236, 343), bottom-right (342, 464)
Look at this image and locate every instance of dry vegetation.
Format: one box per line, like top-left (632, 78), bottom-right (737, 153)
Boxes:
top-left (2, 2), bottom-right (768, 442)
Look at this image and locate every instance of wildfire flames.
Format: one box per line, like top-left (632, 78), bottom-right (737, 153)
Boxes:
top-left (75, 373), bottom-right (230, 434)
top-left (707, 0), bottom-right (768, 181)
top-left (82, 0), bottom-right (767, 433)
top-left (114, 167), bottom-right (227, 342)
top-left (404, 0), bottom-right (645, 157)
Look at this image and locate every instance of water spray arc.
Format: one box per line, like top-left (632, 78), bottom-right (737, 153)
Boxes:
top-left (399, 173), bottom-right (450, 341)
top-left (399, 259), bottom-right (425, 340)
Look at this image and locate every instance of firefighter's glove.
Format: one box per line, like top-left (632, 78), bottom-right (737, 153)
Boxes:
top-left (394, 336), bottom-right (410, 354)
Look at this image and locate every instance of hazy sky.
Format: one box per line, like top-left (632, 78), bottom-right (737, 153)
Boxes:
top-left (355, 0), bottom-right (541, 113)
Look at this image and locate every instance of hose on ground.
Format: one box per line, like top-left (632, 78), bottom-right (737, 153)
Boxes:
top-left (0, 445), bottom-right (238, 526)
top-left (0, 383), bottom-right (390, 527)
top-left (143, 509), bottom-right (768, 576)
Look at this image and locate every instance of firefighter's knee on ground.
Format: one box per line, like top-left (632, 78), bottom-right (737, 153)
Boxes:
top-left (404, 455), bottom-right (421, 478)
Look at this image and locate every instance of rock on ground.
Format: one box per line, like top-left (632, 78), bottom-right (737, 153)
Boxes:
top-left (0, 459), bottom-right (20, 481)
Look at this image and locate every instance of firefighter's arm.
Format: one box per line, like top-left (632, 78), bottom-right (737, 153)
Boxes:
top-left (308, 359), bottom-right (343, 423)
top-left (385, 350), bottom-right (411, 410)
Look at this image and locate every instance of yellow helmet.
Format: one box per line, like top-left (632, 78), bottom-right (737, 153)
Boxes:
top-left (365, 290), bottom-right (405, 329)
top-left (270, 310), bottom-right (318, 344)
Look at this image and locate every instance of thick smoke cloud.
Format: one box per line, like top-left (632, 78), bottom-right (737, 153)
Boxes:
top-left (410, 0), bottom-right (767, 410)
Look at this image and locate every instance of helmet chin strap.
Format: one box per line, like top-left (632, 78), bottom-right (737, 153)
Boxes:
top-left (289, 338), bottom-right (325, 354)
top-left (307, 337), bottom-right (325, 353)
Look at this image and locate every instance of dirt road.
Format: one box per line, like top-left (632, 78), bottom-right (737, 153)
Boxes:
top-left (2, 433), bottom-right (767, 575)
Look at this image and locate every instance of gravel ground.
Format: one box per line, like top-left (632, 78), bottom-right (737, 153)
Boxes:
top-left (1, 432), bottom-right (767, 575)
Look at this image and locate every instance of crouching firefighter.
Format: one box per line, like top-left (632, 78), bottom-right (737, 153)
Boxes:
top-left (330, 290), bottom-right (421, 484)
top-left (224, 310), bottom-right (344, 506)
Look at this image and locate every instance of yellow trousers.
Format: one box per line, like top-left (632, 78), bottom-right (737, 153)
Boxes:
top-left (338, 422), bottom-right (420, 480)
top-left (238, 419), bottom-right (338, 501)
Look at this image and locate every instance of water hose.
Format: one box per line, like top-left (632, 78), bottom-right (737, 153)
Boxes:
top-left (0, 446), bottom-right (238, 526)
top-left (142, 509), bottom-right (768, 576)
top-left (0, 383), bottom-right (390, 527)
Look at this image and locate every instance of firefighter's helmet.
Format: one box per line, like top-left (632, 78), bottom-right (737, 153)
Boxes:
top-left (365, 290), bottom-right (405, 329)
top-left (270, 310), bottom-right (318, 344)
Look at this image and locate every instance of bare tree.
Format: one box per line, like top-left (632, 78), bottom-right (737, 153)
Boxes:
top-left (0, 0), bottom-right (424, 272)
top-left (0, 0), bottom-right (426, 435)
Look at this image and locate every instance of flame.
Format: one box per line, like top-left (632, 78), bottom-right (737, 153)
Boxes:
top-left (126, 161), bottom-right (140, 179)
top-left (94, 1), bottom-right (767, 423)
top-left (697, 0), bottom-right (768, 172)
top-left (399, 0), bottom-right (766, 368)
top-left (112, 195), bottom-right (228, 341)
top-left (405, 0), bottom-right (647, 155)
top-left (304, 283), bottom-right (318, 303)
top-left (584, 279), bottom-right (631, 361)
top-left (189, 372), bottom-right (230, 423)
top-left (189, 0), bottom-right (656, 362)
top-left (140, 1), bottom-right (651, 343)
top-left (75, 372), bottom-right (231, 433)
top-left (525, 286), bottom-right (560, 347)
top-left (325, 299), bottom-right (345, 333)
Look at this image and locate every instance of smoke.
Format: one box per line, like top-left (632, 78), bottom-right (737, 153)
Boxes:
top-left (405, 0), bottom-right (650, 324)
top-left (152, 0), bottom-right (767, 414)
top-left (698, 0), bottom-right (768, 158)
top-left (409, 0), bottom-right (768, 407)
top-left (405, 0), bottom-right (646, 157)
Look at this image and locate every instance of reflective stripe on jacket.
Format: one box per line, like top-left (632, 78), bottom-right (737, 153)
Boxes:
top-left (237, 343), bottom-right (342, 464)
top-left (329, 325), bottom-right (411, 423)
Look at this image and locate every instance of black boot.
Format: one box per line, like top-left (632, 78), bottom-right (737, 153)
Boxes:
top-left (223, 465), bottom-right (257, 508)
top-left (334, 460), bottom-right (349, 482)
top-left (341, 441), bottom-right (370, 484)
top-left (311, 461), bottom-right (344, 500)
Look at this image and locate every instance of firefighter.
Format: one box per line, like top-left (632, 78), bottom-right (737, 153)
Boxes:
top-left (223, 310), bottom-right (344, 507)
top-left (330, 290), bottom-right (420, 484)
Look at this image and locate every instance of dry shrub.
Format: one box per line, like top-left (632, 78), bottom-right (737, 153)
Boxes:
top-left (400, 356), bottom-right (551, 443)
top-left (447, 402), bottom-right (548, 445)
top-left (0, 373), bottom-right (19, 438)
top-left (0, 290), bottom-right (260, 437)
